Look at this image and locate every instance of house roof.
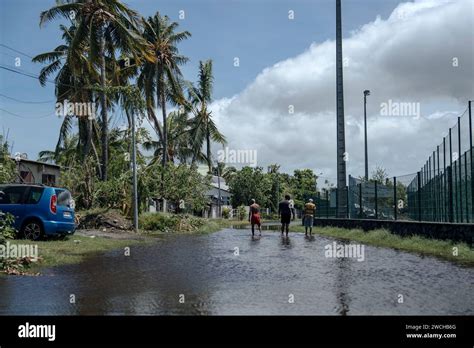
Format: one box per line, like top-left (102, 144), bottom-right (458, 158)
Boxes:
top-left (10, 157), bottom-right (60, 168)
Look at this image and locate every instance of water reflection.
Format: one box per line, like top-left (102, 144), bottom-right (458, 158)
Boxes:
top-left (0, 227), bottom-right (472, 315)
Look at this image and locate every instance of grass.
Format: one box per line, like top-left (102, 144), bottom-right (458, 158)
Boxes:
top-left (2, 235), bottom-right (146, 275)
top-left (139, 215), bottom-right (249, 236)
top-left (290, 225), bottom-right (474, 266)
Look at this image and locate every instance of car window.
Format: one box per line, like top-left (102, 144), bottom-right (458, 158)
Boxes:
top-left (56, 189), bottom-right (72, 207)
top-left (0, 186), bottom-right (27, 204)
top-left (26, 187), bottom-right (45, 204)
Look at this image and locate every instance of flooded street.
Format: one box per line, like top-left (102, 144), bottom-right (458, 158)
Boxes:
top-left (0, 227), bottom-right (472, 315)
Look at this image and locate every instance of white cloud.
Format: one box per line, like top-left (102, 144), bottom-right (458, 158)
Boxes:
top-left (210, 0), bottom-right (473, 182)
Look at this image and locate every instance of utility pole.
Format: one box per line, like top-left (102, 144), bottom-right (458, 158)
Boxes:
top-left (216, 162), bottom-right (222, 218)
top-left (336, 0), bottom-right (347, 218)
top-left (130, 109), bottom-right (138, 232)
top-left (364, 90), bottom-right (370, 181)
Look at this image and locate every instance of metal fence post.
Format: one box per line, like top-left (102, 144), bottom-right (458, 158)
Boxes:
top-left (449, 128), bottom-right (453, 222)
top-left (347, 176), bottom-right (351, 219)
top-left (437, 145), bottom-right (440, 221)
top-left (374, 181), bottom-right (378, 219)
top-left (326, 189), bottom-right (329, 219)
top-left (393, 176), bottom-right (397, 220)
top-left (417, 171), bottom-right (422, 221)
top-left (447, 166), bottom-right (454, 223)
top-left (469, 100), bottom-right (473, 221)
top-left (428, 156), bottom-right (432, 220)
top-left (465, 154), bottom-right (469, 223)
top-left (359, 183), bottom-right (363, 218)
top-left (443, 137), bottom-right (447, 221)
top-left (346, 186), bottom-right (350, 219)
top-left (458, 117), bottom-right (463, 222)
top-left (316, 191), bottom-right (319, 218)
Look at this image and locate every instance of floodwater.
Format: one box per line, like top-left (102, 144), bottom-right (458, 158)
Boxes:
top-left (0, 226), bottom-right (472, 315)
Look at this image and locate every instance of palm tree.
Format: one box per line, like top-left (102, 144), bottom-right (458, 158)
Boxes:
top-left (33, 23), bottom-right (100, 166)
top-left (138, 12), bottom-right (190, 167)
top-left (143, 110), bottom-right (206, 165)
top-left (38, 134), bottom-right (79, 167)
top-left (39, 0), bottom-right (151, 181)
top-left (188, 60), bottom-right (226, 172)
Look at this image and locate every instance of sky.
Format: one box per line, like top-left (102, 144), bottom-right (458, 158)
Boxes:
top-left (0, 0), bottom-right (473, 185)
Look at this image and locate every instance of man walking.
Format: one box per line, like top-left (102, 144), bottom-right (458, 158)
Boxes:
top-left (303, 198), bottom-right (316, 237)
top-left (248, 199), bottom-right (262, 237)
top-left (278, 194), bottom-right (295, 238)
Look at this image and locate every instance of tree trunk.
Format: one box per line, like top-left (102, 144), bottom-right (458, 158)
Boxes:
top-left (99, 34), bottom-right (108, 181)
top-left (206, 124), bottom-right (211, 173)
top-left (160, 78), bottom-right (168, 166)
top-left (157, 66), bottom-right (167, 212)
top-left (83, 118), bottom-right (92, 158)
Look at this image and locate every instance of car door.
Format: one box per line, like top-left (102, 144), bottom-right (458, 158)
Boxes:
top-left (0, 186), bottom-right (27, 231)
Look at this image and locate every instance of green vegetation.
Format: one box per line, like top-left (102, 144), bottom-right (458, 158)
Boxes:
top-left (0, 135), bottom-right (15, 183)
top-left (2, 236), bottom-right (146, 275)
top-left (227, 166), bottom-right (320, 211)
top-left (139, 212), bottom-right (241, 235)
top-left (290, 225), bottom-right (474, 266)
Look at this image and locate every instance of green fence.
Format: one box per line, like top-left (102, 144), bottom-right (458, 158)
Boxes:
top-left (342, 101), bottom-right (474, 223)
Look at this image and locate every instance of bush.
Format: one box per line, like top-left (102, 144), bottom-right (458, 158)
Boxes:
top-left (222, 207), bottom-right (231, 219)
top-left (0, 211), bottom-right (16, 244)
top-left (139, 213), bottom-right (206, 233)
top-left (237, 205), bottom-right (246, 221)
top-left (0, 135), bottom-right (15, 183)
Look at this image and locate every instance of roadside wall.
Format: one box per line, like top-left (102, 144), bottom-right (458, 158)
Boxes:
top-left (313, 218), bottom-right (474, 245)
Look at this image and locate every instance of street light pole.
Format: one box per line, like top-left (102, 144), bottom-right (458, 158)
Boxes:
top-left (363, 89), bottom-right (370, 181)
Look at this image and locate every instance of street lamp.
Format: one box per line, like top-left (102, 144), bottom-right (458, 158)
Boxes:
top-left (363, 90), bottom-right (370, 181)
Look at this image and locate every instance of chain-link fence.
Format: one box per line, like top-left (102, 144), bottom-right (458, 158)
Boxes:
top-left (321, 102), bottom-right (473, 223)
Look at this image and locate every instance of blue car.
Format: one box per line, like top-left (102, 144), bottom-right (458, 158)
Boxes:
top-left (0, 184), bottom-right (76, 240)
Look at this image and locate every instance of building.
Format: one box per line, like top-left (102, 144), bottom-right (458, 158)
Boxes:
top-left (11, 158), bottom-right (61, 186)
top-left (205, 175), bottom-right (232, 218)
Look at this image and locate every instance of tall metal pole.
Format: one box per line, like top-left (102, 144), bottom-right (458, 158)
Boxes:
top-left (364, 90), bottom-right (370, 181)
top-left (336, 0), bottom-right (347, 218)
top-left (131, 109), bottom-right (138, 232)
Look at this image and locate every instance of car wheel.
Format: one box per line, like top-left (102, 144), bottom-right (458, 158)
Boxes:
top-left (22, 220), bottom-right (44, 241)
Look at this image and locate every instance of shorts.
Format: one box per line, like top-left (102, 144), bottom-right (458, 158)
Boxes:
top-left (251, 213), bottom-right (261, 226)
top-left (304, 215), bottom-right (314, 227)
top-left (281, 213), bottom-right (291, 224)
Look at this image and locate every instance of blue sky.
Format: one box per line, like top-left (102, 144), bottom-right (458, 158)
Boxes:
top-left (0, 0), bottom-right (403, 159)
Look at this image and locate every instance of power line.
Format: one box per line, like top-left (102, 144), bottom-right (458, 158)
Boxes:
top-left (0, 43), bottom-right (34, 59)
top-left (0, 64), bottom-right (93, 91)
top-left (0, 107), bottom-right (55, 119)
top-left (0, 93), bottom-right (54, 104)
top-left (0, 64), bottom-right (43, 81)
